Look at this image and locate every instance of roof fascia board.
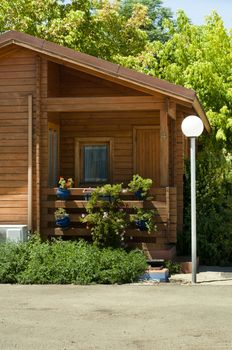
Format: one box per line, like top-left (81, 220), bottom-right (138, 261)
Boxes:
top-left (193, 97), bottom-right (211, 132)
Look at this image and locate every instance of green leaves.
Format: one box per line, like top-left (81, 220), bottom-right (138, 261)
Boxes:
top-left (0, 238), bottom-right (147, 284)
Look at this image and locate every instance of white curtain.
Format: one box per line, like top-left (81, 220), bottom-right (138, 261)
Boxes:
top-left (84, 145), bottom-right (108, 183)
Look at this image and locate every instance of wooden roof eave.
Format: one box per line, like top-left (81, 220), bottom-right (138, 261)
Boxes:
top-left (0, 31), bottom-right (211, 132)
top-left (0, 34), bottom-right (194, 101)
top-left (193, 96), bottom-right (211, 133)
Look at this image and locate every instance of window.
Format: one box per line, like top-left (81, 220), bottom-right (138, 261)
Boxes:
top-left (48, 123), bottom-right (59, 187)
top-left (75, 138), bottom-right (113, 185)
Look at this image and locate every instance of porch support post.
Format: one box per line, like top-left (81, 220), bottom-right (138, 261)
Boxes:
top-left (27, 95), bottom-right (33, 232)
top-left (160, 110), bottom-right (169, 187)
top-left (35, 55), bottom-right (41, 232)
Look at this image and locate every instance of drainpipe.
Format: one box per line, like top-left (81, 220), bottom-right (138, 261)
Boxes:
top-left (28, 95), bottom-right (33, 232)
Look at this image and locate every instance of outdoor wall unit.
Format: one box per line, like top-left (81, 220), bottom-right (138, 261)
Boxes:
top-left (0, 225), bottom-right (28, 243)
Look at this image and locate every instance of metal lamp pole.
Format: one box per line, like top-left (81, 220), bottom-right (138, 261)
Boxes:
top-left (190, 137), bottom-right (197, 283)
top-left (181, 116), bottom-right (204, 284)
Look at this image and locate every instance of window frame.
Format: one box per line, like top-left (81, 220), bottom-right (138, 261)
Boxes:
top-left (75, 137), bottom-right (114, 186)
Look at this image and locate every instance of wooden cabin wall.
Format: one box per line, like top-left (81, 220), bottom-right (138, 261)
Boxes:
top-left (59, 66), bottom-right (149, 97)
top-left (0, 48), bottom-right (37, 226)
top-left (60, 110), bottom-right (160, 185)
top-left (168, 118), bottom-right (175, 187)
top-left (174, 108), bottom-right (185, 233)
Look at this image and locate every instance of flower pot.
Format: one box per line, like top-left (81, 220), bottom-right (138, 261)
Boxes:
top-left (84, 193), bottom-right (92, 201)
top-left (55, 216), bottom-right (70, 228)
top-left (56, 187), bottom-right (70, 200)
top-left (134, 190), bottom-right (143, 200)
top-left (135, 219), bottom-right (147, 231)
top-left (98, 195), bottom-right (111, 201)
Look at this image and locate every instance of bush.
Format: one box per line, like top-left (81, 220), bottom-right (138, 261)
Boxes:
top-left (179, 143), bottom-right (232, 266)
top-left (0, 236), bottom-right (147, 284)
top-left (0, 241), bottom-right (29, 283)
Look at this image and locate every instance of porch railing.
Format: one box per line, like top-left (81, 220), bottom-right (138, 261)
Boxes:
top-left (41, 187), bottom-right (177, 246)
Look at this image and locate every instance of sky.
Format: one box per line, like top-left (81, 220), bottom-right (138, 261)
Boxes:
top-left (162, 0), bottom-right (232, 29)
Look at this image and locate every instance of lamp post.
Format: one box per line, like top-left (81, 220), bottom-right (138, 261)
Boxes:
top-left (181, 115), bottom-right (204, 283)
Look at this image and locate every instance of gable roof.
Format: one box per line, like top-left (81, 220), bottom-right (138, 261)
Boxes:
top-left (0, 30), bottom-right (210, 131)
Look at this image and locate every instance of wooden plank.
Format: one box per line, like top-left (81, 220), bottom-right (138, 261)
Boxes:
top-left (0, 207), bottom-right (27, 214)
top-left (43, 227), bottom-right (159, 238)
top-left (0, 167), bottom-right (27, 174)
top-left (45, 96), bottom-right (164, 112)
top-left (0, 201), bottom-right (27, 208)
top-left (43, 187), bottom-right (167, 196)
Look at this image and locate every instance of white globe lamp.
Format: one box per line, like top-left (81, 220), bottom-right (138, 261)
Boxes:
top-left (181, 115), bottom-right (204, 284)
top-left (181, 115), bottom-right (204, 138)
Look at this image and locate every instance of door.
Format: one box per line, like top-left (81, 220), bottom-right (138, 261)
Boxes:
top-left (133, 126), bottom-right (160, 186)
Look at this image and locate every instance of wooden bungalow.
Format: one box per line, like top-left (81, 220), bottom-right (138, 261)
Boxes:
top-left (0, 30), bottom-right (210, 258)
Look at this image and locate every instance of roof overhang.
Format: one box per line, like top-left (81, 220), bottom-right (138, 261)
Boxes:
top-left (0, 30), bottom-right (211, 132)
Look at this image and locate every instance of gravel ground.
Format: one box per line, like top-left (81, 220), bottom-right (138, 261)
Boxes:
top-left (0, 283), bottom-right (232, 350)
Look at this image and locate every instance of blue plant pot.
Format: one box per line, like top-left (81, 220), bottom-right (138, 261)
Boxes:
top-left (56, 187), bottom-right (70, 200)
top-left (98, 195), bottom-right (111, 202)
top-left (135, 220), bottom-right (147, 231)
top-left (134, 190), bottom-right (143, 200)
top-left (56, 216), bottom-right (70, 228)
top-left (84, 193), bottom-right (92, 201)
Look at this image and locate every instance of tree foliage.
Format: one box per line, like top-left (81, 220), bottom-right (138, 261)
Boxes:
top-left (0, 0), bottom-right (151, 60)
top-left (119, 0), bottom-right (173, 42)
top-left (116, 10), bottom-right (232, 264)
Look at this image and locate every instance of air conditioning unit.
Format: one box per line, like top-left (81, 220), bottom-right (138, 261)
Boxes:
top-left (0, 225), bottom-right (28, 243)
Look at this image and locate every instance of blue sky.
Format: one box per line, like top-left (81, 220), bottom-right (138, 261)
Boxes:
top-left (162, 0), bottom-right (232, 28)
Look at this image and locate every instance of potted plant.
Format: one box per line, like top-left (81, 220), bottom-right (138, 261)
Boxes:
top-left (54, 208), bottom-right (70, 228)
top-left (130, 208), bottom-right (156, 233)
top-left (128, 174), bottom-right (152, 200)
top-left (56, 177), bottom-right (74, 200)
top-left (86, 184), bottom-right (123, 205)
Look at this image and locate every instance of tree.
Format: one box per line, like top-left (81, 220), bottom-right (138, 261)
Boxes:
top-left (116, 10), bottom-right (232, 148)
top-left (119, 0), bottom-right (173, 42)
top-left (0, 0), bottom-right (150, 60)
top-left (116, 10), bottom-right (232, 264)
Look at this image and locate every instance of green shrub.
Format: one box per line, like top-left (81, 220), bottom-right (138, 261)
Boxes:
top-left (95, 249), bottom-right (147, 284)
top-left (164, 260), bottom-right (181, 275)
top-left (179, 144), bottom-right (232, 266)
top-left (0, 237), bottom-right (147, 284)
top-left (0, 242), bottom-right (29, 283)
top-left (128, 174), bottom-right (153, 199)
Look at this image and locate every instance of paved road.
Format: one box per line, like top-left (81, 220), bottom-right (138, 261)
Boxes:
top-left (0, 284), bottom-right (232, 350)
